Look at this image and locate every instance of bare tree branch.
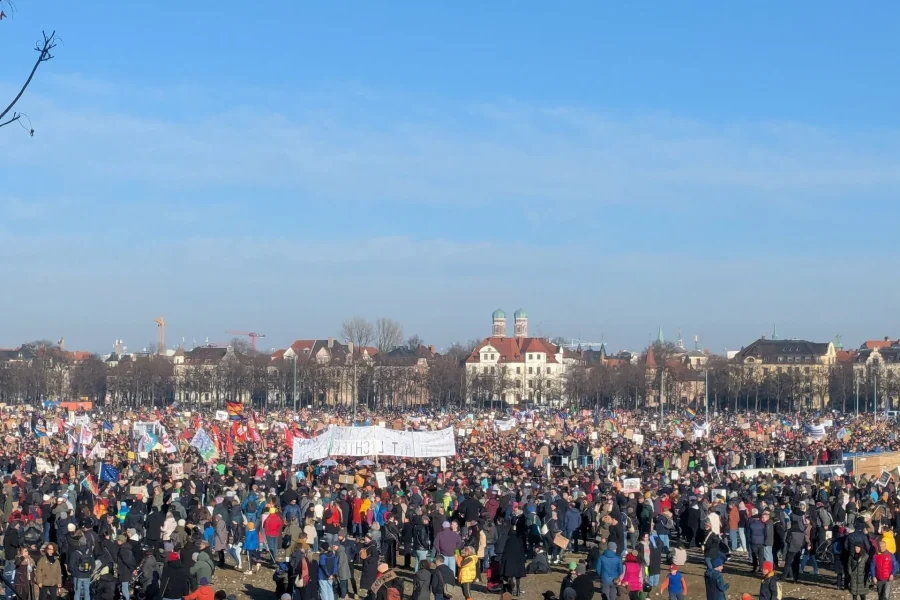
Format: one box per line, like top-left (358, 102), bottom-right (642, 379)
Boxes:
top-left (374, 317), bottom-right (403, 353)
top-left (0, 29), bottom-right (57, 135)
top-left (340, 317), bottom-right (374, 350)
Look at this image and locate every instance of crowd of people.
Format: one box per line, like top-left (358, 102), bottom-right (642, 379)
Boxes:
top-left (0, 403), bottom-right (898, 600)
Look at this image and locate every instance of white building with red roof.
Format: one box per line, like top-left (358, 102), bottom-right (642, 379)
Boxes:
top-left (465, 309), bottom-right (567, 406)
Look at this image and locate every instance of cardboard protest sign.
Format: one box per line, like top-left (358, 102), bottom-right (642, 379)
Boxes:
top-left (169, 463), bottom-right (185, 480)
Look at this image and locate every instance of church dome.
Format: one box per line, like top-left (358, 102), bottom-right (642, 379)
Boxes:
top-left (492, 309), bottom-right (506, 319)
top-left (514, 308), bottom-right (527, 319)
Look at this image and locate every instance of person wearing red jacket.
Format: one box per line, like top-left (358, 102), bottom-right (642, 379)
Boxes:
top-left (262, 507), bottom-right (284, 563)
top-left (870, 539), bottom-right (898, 600)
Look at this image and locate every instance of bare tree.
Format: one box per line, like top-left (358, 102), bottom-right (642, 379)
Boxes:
top-left (229, 337), bottom-right (255, 355)
top-left (1, 24), bottom-right (59, 134)
top-left (406, 334), bottom-right (423, 351)
top-left (374, 317), bottom-right (403, 353)
top-left (340, 317), bottom-right (374, 350)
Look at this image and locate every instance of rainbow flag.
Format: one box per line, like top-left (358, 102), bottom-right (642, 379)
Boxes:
top-left (81, 473), bottom-right (100, 496)
top-left (685, 407), bottom-right (697, 420)
top-left (225, 401), bottom-right (244, 420)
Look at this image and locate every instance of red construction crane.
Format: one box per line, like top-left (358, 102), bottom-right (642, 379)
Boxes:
top-left (225, 330), bottom-right (266, 351)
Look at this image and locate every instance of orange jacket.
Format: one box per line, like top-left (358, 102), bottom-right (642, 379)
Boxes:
top-left (185, 585), bottom-right (215, 600)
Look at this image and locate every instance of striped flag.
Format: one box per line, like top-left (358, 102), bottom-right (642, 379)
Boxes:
top-left (81, 473), bottom-right (100, 496)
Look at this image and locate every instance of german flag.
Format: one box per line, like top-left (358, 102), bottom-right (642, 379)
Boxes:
top-left (225, 400), bottom-right (244, 420)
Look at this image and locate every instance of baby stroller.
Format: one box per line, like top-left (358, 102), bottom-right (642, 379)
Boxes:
top-left (814, 539), bottom-right (834, 566)
top-left (485, 556), bottom-right (504, 593)
top-left (90, 561), bottom-right (117, 600)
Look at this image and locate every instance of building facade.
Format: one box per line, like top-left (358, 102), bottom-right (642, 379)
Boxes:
top-left (731, 337), bottom-right (836, 409)
top-left (465, 309), bottom-right (567, 406)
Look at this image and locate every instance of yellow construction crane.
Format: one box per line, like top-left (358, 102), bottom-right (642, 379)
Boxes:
top-left (154, 316), bottom-right (166, 354)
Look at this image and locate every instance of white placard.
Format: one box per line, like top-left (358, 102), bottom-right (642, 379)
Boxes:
top-left (670, 469), bottom-right (679, 480)
top-left (711, 488), bottom-right (727, 501)
top-left (632, 434), bottom-right (644, 446)
top-left (622, 478), bottom-right (641, 494)
top-left (169, 463), bottom-right (184, 480)
top-left (214, 411), bottom-right (228, 422)
top-left (375, 472), bottom-right (388, 488)
top-left (35, 457), bottom-right (54, 473)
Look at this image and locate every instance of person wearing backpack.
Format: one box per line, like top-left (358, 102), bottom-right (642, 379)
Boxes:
top-left (67, 532), bottom-right (95, 600)
top-left (758, 562), bottom-right (780, 600)
top-left (370, 563), bottom-right (402, 600)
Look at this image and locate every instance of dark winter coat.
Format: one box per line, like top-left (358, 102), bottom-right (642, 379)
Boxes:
top-left (160, 559), bottom-right (191, 599)
top-left (500, 535), bottom-right (526, 578)
top-left (117, 543), bottom-right (137, 583)
top-left (359, 542), bottom-right (380, 590)
top-left (412, 566), bottom-right (432, 600)
top-left (848, 551), bottom-right (869, 595)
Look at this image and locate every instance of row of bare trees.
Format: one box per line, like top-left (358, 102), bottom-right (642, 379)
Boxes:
top-left (2, 336), bottom-right (896, 413)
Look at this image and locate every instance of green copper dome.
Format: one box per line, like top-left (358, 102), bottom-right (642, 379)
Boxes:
top-left (492, 309), bottom-right (506, 319)
top-left (514, 308), bottom-right (527, 319)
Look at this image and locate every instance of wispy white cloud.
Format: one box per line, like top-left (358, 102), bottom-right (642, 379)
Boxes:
top-left (2, 75), bottom-right (899, 209)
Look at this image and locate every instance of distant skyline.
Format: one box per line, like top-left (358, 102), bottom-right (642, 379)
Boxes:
top-left (1, 3), bottom-right (899, 352)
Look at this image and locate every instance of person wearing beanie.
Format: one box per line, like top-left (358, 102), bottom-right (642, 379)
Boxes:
top-left (660, 565), bottom-right (688, 600)
top-left (160, 551), bottom-right (190, 600)
top-left (190, 548), bottom-right (215, 586)
top-left (759, 562), bottom-right (779, 600)
top-left (184, 577), bottom-right (214, 600)
top-left (559, 562), bottom-right (578, 600)
top-left (571, 563), bottom-right (593, 600)
top-left (597, 541), bottom-right (623, 600)
top-left (242, 520), bottom-right (260, 574)
top-left (703, 557), bottom-right (729, 600)
top-left (371, 562), bottom-right (401, 600)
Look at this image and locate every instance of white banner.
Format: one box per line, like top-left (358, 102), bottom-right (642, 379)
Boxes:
top-left (494, 418), bottom-right (517, 432)
top-left (412, 427), bottom-right (457, 458)
top-left (292, 432), bottom-right (332, 465)
top-left (292, 426), bottom-right (457, 464)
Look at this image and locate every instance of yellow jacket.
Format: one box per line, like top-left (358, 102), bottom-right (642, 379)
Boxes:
top-left (360, 498), bottom-right (371, 520)
top-left (884, 531), bottom-right (896, 554)
top-left (458, 556), bottom-right (477, 585)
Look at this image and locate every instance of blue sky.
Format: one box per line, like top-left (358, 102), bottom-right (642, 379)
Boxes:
top-left (1, 2), bottom-right (899, 354)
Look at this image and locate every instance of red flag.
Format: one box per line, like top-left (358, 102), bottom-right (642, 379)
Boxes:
top-left (226, 431), bottom-right (234, 457)
top-left (210, 424), bottom-right (222, 453)
top-left (248, 415), bottom-right (261, 443)
top-left (285, 426), bottom-right (294, 449)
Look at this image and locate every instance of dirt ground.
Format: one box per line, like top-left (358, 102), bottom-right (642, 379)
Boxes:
top-left (211, 547), bottom-right (860, 600)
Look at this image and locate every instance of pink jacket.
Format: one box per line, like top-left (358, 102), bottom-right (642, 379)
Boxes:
top-left (623, 558), bottom-right (643, 592)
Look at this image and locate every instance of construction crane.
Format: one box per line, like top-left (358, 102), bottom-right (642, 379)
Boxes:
top-left (225, 330), bottom-right (266, 351)
top-left (154, 316), bottom-right (166, 354)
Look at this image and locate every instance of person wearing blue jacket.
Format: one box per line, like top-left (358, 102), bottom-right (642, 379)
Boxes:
top-left (318, 544), bottom-right (339, 600)
top-left (597, 542), bottom-right (624, 600)
top-left (563, 503), bottom-right (583, 553)
top-left (704, 557), bottom-right (729, 600)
